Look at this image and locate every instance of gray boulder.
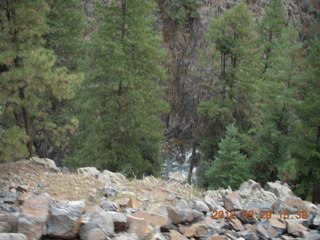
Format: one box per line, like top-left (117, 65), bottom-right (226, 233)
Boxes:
top-left (47, 200), bottom-right (85, 238)
top-left (79, 208), bottom-right (115, 240)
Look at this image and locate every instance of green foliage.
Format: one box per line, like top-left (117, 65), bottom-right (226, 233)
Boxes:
top-left (0, 126), bottom-right (28, 161)
top-left (196, 1), bottom-right (258, 186)
top-left (162, 0), bottom-right (198, 26)
top-left (0, 0), bottom-right (81, 161)
top-left (68, 0), bottom-right (168, 177)
top-left (204, 124), bottom-right (252, 190)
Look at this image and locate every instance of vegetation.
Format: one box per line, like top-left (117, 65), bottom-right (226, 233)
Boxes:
top-left (0, 0), bottom-right (319, 201)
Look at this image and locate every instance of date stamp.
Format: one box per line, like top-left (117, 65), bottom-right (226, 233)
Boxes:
top-left (211, 210), bottom-right (309, 220)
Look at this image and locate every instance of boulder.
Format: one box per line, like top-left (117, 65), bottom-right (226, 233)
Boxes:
top-left (79, 208), bottom-right (114, 240)
top-left (167, 206), bottom-right (202, 224)
top-left (0, 212), bottom-right (18, 233)
top-left (228, 217), bottom-right (245, 231)
top-left (133, 210), bottom-right (169, 231)
top-left (261, 214), bottom-right (286, 238)
top-left (223, 193), bottom-right (242, 211)
top-left (254, 223), bottom-right (269, 240)
top-left (100, 170), bottom-right (126, 184)
top-left (193, 200), bottom-right (210, 214)
top-left (287, 220), bottom-right (308, 238)
top-left (207, 235), bottom-right (228, 240)
top-left (239, 180), bottom-right (262, 192)
top-left (238, 230), bottom-right (259, 240)
top-left (18, 193), bottom-right (51, 240)
top-left (182, 222), bottom-right (208, 238)
top-left (204, 195), bottom-right (218, 211)
top-left (264, 181), bottom-right (294, 200)
top-left (47, 200), bottom-right (85, 238)
top-left (313, 212), bottom-right (320, 229)
top-left (127, 215), bottom-right (154, 240)
top-left (29, 157), bottom-right (59, 171)
top-left (113, 233), bottom-right (139, 240)
top-left (0, 233), bottom-right (27, 240)
top-left (77, 167), bottom-right (101, 179)
top-left (308, 229), bottom-right (320, 240)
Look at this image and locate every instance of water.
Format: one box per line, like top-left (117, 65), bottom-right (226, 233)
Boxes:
top-left (161, 147), bottom-right (197, 184)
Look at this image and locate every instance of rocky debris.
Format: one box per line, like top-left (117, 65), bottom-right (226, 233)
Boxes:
top-left (47, 200), bottom-right (85, 238)
top-left (1, 159), bottom-right (320, 240)
top-left (77, 167), bottom-right (101, 179)
top-left (0, 233), bottom-right (27, 240)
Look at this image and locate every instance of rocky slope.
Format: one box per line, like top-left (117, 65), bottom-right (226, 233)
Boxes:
top-left (1, 158), bottom-right (320, 240)
top-left (158, 0), bottom-right (320, 139)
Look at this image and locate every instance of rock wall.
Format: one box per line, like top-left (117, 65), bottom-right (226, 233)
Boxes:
top-left (157, 0), bottom-right (320, 140)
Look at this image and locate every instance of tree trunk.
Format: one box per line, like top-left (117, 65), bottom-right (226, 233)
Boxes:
top-left (19, 87), bottom-right (33, 158)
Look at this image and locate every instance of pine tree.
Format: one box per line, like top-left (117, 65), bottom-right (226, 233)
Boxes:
top-left (0, 0), bottom-right (81, 161)
top-left (196, 1), bottom-right (258, 186)
top-left (205, 124), bottom-right (252, 190)
top-left (292, 21), bottom-right (320, 201)
top-left (69, 0), bottom-right (168, 177)
top-left (250, 0), bottom-right (301, 184)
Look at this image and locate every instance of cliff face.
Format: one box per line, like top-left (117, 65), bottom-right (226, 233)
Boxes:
top-left (157, 0), bottom-right (320, 140)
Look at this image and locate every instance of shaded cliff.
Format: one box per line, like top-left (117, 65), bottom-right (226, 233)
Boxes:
top-left (157, 0), bottom-right (320, 140)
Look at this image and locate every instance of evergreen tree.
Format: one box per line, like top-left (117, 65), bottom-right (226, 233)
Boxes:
top-left (69, 0), bottom-right (168, 177)
top-left (205, 124), bottom-right (252, 190)
top-left (250, 0), bottom-right (301, 184)
top-left (196, 1), bottom-right (258, 186)
top-left (0, 0), bottom-right (81, 161)
top-left (292, 22), bottom-right (320, 201)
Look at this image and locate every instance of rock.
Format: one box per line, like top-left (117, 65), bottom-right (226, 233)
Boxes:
top-left (261, 214), bottom-right (286, 238)
top-left (228, 217), bottom-right (245, 231)
top-left (167, 205), bottom-right (203, 224)
top-left (133, 210), bottom-right (169, 231)
top-left (264, 181), bottom-right (294, 200)
top-left (283, 197), bottom-right (308, 211)
top-left (175, 199), bottom-right (190, 209)
top-left (79, 208), bottom-right (114, 240)
top-left (0, 212), bottom-right (18, 233)
top-left (109, 212), bottom-right (127, 232)
top-left (204, 195), bottom-right (218, 211)
top-left (127, 215), bottom-right (154, 240)
top-left (30, 157), bottom-right (58, 171)
top-left (223, 193), bottom-right (242, 211)
top-left (0, 233), bottom-right (27, 240)
top-left (113, 233), bottom-right (139, 240)
top-left (77, 167), bottom-right (101, 179)
top-left (168, 172), bottom-right (187, 184)
top-left (245, 201), bottom-right (273, 212)
top-left (287, 220), bottom-right (308, 238)
top-left (182, 222), bottom-right (208, 238)
top-left (169, 230), bottom-right (188, 240)
top-left (104, 186), bottom-right (119, 197)
top-left (208, 235), bottom-right (228, 240)
top-left (272, 200), bottom-right (299, 214)
top-left (313, 212), bottom-right (320, 229)
top-left (100, 170), bottom-right (126, 184)
top-left (254, 223), bottom-right (269, 240)
top-left (193, 200), bottom-right (210, 214)
top-left (127, 196), bottom-right (141, 209)
top-left (100, 200), bottom-right (118, 212)
top-left (0, 202), bottom-right (19, 213)
top-left (238, 230), bottom-right (258, 240)
top-left (16, 185), bottom-right (29, 193)
top-left (47, 200), bottom-right (85, 238)
top-left (308, 229), bottom-right (320, 240)
top-left (2, 192), bottom-right (18, 204)
top-left (239, 180), bottom-right (262, 192)
top-left (149, 227), bottom-right (166, 240)
top-left (18, 193), bottom-right (51, 240)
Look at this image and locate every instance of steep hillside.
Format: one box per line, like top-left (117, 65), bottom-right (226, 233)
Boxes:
top-left (157, 0), bottom-right (319, 140)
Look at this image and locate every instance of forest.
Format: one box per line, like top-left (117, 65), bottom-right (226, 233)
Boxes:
top-left (0, 0), bottom-right (319, 202)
